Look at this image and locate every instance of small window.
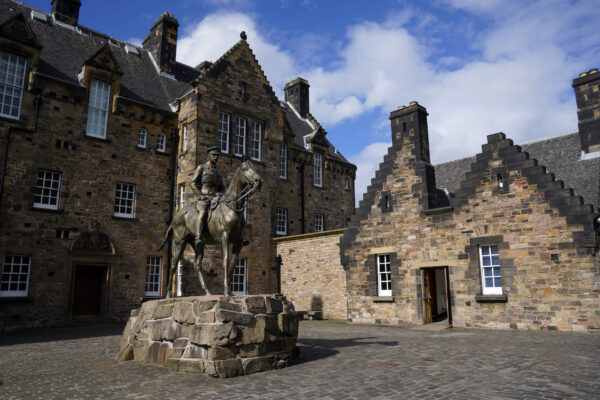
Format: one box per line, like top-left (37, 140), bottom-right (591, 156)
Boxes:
top-left (157, 133), bottom-right (166, 152)
top-left (137, 128), bottom-right (147, 148)
top-left (345, 177), bottom-right (349, 190)
top-left (114, 182), bottom-right (135, 218)
top-left (86, 79), bottom-right (110, 138)
top-left (1, 255), bottom-right (31, 297)
top-left (241, 82), bottom-right (247, 95)
top-left (276, 207), bottom-right (287, 235)
top-left (229, 258), bottom-right (246, 295)
top-left (178, 183), bottom-right (185, 209)
top-left (33, 169), bottom-right (61, 210)
top-left (250, 122), bottom-right (262, 161)
top-left (377, 254), bottom-right (392, 296)
top-left (145, 256), bottom-right (162, 297)
top-left (218, 112), bottom-right (230, 153)
top-left (234, 117), bottom-right (246, 156)
top-left (497, 173), bottom-right (504, 188)
top-left (479, 245), bottom-right (502, 295)
top-left (314, 152), bottom-right (322, 187)
top-left (279, 143), bottom-right (287, 179)
top-left (314, 214), bottom-right (324, 232)
top-left (181, 125), bottom-right (187, 152)
top-left (0, 51), bottom-right (27, 119)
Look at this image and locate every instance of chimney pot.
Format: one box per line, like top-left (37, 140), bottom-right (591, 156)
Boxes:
top-left (51, 0), bottom-right (81, 26)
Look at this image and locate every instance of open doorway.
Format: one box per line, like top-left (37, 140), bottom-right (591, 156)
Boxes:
top-left (422, 267), bottom-right (452, 325)
top-left (72, 264), bottom-right (108, 317)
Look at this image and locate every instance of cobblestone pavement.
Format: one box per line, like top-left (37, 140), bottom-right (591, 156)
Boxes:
top-left (1, 320), bottom-right (599, 399)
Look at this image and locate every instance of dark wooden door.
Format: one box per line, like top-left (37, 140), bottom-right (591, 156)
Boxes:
top-left (423, 269), bottom-right (438, 323)
top-left (72, 265), bottom-right (106, 316)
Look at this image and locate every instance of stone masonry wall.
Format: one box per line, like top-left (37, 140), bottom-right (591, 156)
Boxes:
top-left (275, 230), bottom-right (347, 320)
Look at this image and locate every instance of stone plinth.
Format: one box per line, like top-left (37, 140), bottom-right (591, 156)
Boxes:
top-left (115, 295), bottom-right (299, 378)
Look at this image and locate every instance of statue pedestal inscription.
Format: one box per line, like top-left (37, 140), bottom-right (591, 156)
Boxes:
top-left (115, 295), bottom-right (299, 378)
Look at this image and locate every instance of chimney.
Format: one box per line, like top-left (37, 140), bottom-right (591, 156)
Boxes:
top-left (143, 13), bottom-right (179, 76)
top-left (573, 68), bottom-right (600, 154)
top-left (389, 102), bottom-right (438, 208)
top-left (51, 0), bottom-right (81, 26)
top-left (285, 77), bottom-right (310, 118)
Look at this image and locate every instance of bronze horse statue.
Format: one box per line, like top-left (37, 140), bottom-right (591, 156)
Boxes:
top-left (157, 159), bottom-right (262, 297)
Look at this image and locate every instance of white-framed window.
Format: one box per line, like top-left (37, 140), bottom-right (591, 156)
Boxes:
top-left (276, 207), bottom-right (287, 235)
top-left (145, 256), bottom-right (162, 297)
top-left (0, 51), bottom-right (27, 119)
top-left (181, 125), bottom-right (187, 152)
top-left (314, 214), bottom-right (324, 232)
top-left (377, 254), bottom-right (392, 296)
top-left (479, 244), bottom-right (502, 295)
top-left (234, 117), bottom-right (246, 156)
top-left (33, 169), bottom-right (61, 210)
top-left (114, 182), bottom-right (135, 218)
top-left (137, 128), bottom-right (147, 148)
top-left (177, 260), bottom-right (183, 297)
top-left (279, 143), bottom-right (287, 179)
top-left (157, 132), bottom-right (166, 152)
top-left (1, 255), bottom-right (30, 297)
top-left (218, 112), bottom-right (230, 154)
top-left (229, 258), bottom-right (247, 295)
top-left (86, 79), bottom-right (110, 138)
top-left (179, 183), bottom-right (185, 209)
top-left (314, 152), bottom-right (322, 187)
top-left (250, 121), bottom-right (261, 161)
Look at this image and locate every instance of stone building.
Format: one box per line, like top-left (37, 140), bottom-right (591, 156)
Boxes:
top-left (277, 69), bottom-right (600, 331)
top-left (0, 0), bottom-right (355, 330)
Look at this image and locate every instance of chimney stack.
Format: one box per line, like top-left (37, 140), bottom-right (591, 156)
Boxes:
top-left (143, 13), bottom-right (179, 76)
top-left (285, 77), bottom-right (310, 118)
top-left (573, 68), bottom-right (600, 154)
top-left (51, 0), bottom-right (81, 26)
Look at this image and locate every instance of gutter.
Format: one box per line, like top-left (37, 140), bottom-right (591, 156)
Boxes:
top-left (0, 93), bottom-right (42, 216)
top-left (299, 164), bottom-right (305, 233)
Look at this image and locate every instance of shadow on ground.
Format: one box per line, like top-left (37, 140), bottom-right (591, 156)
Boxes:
top-left (0, 322), bottom-right (125, 346)
top-left (295, 336), bottom-right (398, 364)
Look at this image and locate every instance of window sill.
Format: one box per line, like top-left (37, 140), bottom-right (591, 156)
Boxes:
top-left (424, 205), bottom-right (454, 216)
top-left (373, 296), bottom-right (395, 303)
top-left (141, 295), bottom-right (162, 302)
top-left (475, 294), bottom-right (508, 303)
top-left (154, 150), bottom-right (169, 157)
top-left (0, 296), bottom-right (33, 303)
top-left (111, 215), bottom-right (137, 221)
top-left (29, 206), bottom-right (64, 214)
top-left (136, 146), bottom-right (147, 151)
top-left (84, 133), bottom-right (111, 143)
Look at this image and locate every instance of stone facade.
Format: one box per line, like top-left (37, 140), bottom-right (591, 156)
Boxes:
top-left (275, 230), bottom-right (347, 320)
top-left (339, 100), bottom-right (600, 331)
top-left (116, 295), bottom-right (299, 378)
top-left (0, 0), bottom-right (355, 330)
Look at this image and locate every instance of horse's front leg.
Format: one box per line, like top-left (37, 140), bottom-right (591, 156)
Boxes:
top-left (194, 244), bottom-right (211, 295)
top-left (221, 235), bottom-right (230, 296)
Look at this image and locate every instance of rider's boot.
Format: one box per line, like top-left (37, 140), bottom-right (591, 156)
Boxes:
top-left (195, 222), bottom-right (204, 251)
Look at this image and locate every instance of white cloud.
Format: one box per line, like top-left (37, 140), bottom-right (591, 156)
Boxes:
top-left (176, 13), bottom-right (297, 95)
top-left (349, 142), bottom-right (391, 205)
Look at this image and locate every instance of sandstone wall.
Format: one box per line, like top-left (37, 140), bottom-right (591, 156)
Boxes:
top-left (275, 230), bottom-right (347, 319)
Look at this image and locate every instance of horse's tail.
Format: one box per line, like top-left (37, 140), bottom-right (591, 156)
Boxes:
top-left (156, 224), bottom-right (174, 251)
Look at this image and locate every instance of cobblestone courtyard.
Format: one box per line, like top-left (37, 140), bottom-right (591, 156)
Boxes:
top-left (1, 320), bottom-right (599, 399)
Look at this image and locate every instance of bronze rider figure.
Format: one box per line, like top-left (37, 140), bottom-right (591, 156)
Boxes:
top-left (191, 146), bottom-right (225, 251)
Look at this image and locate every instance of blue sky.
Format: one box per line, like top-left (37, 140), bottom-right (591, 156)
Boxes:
top-left (27, 0), bottom-right (600, 202)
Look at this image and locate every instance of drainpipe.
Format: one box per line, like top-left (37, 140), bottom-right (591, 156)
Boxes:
top-left (164, 119), bottom-right (179, 297)
top-left (0, 93), bottom-right (42, 216)
top-left (299, 164), bottom-right (305, 233)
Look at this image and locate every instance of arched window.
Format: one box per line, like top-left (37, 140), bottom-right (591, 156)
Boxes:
top-left (157, 133), bottom-right (166, 152)
top-left (137, 128), bottom-right (147, 148)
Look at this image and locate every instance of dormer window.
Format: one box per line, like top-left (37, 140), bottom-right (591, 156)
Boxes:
top-left (86, 79), bottom-right (110, 138)
top-left (0, 51), bottom-right (27, 120)
top-left (137, 128), bottom-right (147, 148)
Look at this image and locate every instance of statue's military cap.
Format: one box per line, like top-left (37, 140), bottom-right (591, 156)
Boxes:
top-left (207, 146), bottom-right (221, 154)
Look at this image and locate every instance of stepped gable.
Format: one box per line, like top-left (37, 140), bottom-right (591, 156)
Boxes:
top-left (339, 143), bottom-right (396, 268)
top-left (452, 132), bottom-right (598, 250)
top-left (0, 0), bottom-right (193, 111)
top-left (200, 35), bottom-right (279, 105)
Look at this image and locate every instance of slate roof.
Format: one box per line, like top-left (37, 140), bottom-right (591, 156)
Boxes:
top-left (284, 103), bottom-right (351, 164)
top-left (435, 132), bottom-right (600, 210)
top-left (0, 0), bottom-right (196, 112)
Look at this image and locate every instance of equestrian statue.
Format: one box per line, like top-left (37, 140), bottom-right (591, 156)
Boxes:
top-left (157, 146), bottom-right (262, 297)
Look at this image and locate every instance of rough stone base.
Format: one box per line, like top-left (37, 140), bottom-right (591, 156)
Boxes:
top-left (115, 295), bottom-right (299, 378)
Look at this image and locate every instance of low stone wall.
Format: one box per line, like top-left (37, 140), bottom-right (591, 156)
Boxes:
top-left (115, 295), bottom-right (299, 378)
top-left (274, 230), bottom-right (347, 320)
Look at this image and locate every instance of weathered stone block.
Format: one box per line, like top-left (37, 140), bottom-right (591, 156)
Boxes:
top-left (244, 296), bottom-right (266, 314)
top-left (167, 358), bottom-right (205, 373)
top-left (153, 303), bottom-right (175, 319)
top-left (205, 359), bottom-right (244, 378)
top-left (207, 346), bottom-right (236, 361)
top-left (266, 297), bottom-right (283, 314)
top-left (194, 299), bottom-right (217, 315)
top-left (146, 341), bottom-right (170, 365)
top-left (241, 356), bottom-right (276, 375)
top-left (216, 309), bottom-right (254, 325)
top-left (216, 299), bottom-right (243, 312)
top-left (173, 301), bottom-right (195, 324)
top-left (196, 311), bottom-right (215, 323)
top-left (183, 344), bottom-right (206, 359)
top-left (191, 322), bottom-right (237, 346)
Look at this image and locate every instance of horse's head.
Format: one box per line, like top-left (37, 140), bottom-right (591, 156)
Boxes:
top-left (240, 159), bottom-right (263, 191)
